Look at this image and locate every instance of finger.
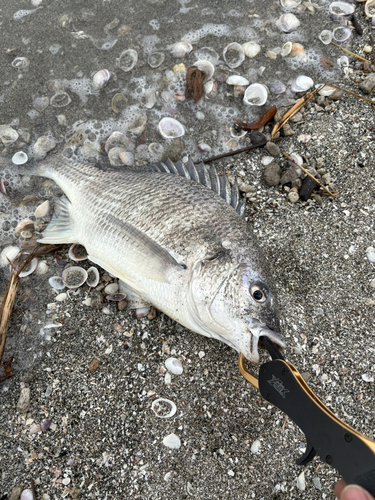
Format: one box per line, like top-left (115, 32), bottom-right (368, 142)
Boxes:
top-left (341, 485), bottom-right (375, 500)
top-left (335, 480), bottom-right (347, 498)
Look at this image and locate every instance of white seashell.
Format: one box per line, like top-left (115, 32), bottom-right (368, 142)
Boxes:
top-left (192, 60), bottom-right (215, 81)
top-left (108, 147), bottom-right (127, 166)
top-left (136, 306), bottom-right (150, 317)
top-left (226, 75), bottom-right (249, 86)
top-left (281, 41), bottom-right (292, 56)
top-left (141, 91), bottom-right (157, 109)
top-left (68, 244), bottom-right (88, 261)
top-left (316, 84), bottom-right (336, 96)
top-left (198, 143), bottom-right (211, 152)
top-left (20, 490), bottom-right (34, 500)
top-left (276, 13), bottom-right (301, 32)
top-left (204, 79), bottom-right (215, 96)
top-left (193, 46), bottom-right (219, 65)
top-left (165, 357), bottom-right (183, 375)
top-left (148, 142), bottom-right (164, 159)
top-left (289, 43), bottom-right (305, 57)
top-left (290, 153), bottom-right (303, 166)
top-left (280, 0), bottom-right (301, 7)
top-left (269, 80), bottom-right (286, 94)
top-left (12, 151), bottom-right (28, 165)
top-left (33, 136), bottom-right (56, 157)
top-left (148, 52), bottom-right (165, 68)
top-left (230, 126), bottom-right (247, 138)
top-left (11, 57), bottom-right (30, 69)
top-left (243, 83), bottom-right (268, 106)
top-left (105, 283), bottom-right (119, 294)
top-left (297, 471), bottom-right (306, 491)
top-left (49, 276), bottom-right (65, 290)
top-left (329, 1), bottom-right (355, 19)
top-left (291, 75), bottom-right (313, 92)
top-left (365, 0), bottom-right (375, 17)
top-left (0, 125), bottom-right (19, 145)
top-left (164, 372), bottom-right (172, 385)
top-left (366, 247), bottom-right (375, 262)
top-left (319, 30), bottom-right (333, 45)
top-left (80, 140), bottom-right (101, 162)
top-left (34, 200), bottom-right (50, 218)
top-left (242, 41), bottom-right (261, 58)
top-left (127, 115), bottom-right (147, 136)
top-left (17, 219), bottom-right (34, 233)
top-left (223, 42), bottom-right (245, 68)
top-left (261, 156), bottom-right (275, 166)
top-left (50, 92), bottom-right (71, 107)
top-left (0, 246), bottom-right (20, 268)
top-left (333, 26), bottom-right (352, 42)
top-left (151, 398), bottom-right (177, 418)
top-left (62, 266), bottom-right (88, 288)
top-left (86, 266), bottom-right (100, 287)
top-left (35, 260), bottom-right (49, 275)
top-left (92, 69), bottom-right (110, 90)
top-left (119, 151), bottom-right (134, 166)
top-left (117, 49), bottom-right (138, 72)
top-left (111, 93), bottom-right (127, 113)
top-left (33, 96), bottom-right (49, 112)
top-left (19, 257), bottom-right (38, 277)
top-left (158, 117), bottom-right (185, 139)
top-left (163, 433), bottom-right (181, 449)
top-left (170, 41), bottom-right (192, 57)
top-left (105, 131), bottom-right (133, 153)
top-left (55, 292), bottom-right (67, 302)
top-left (251, 439), bottom-right (261, 453)
top-left (337, 55), bottom-right (349, 68)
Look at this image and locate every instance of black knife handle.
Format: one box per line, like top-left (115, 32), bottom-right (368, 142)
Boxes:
top-left (259, 359), bottom-right (375, 496)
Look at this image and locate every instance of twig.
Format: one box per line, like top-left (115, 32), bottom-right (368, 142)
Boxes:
top-left (271, 86), bottom-right (323, 141)
top-left (370, 35), bottom-right (375, 66)
top-left (282, 152), bottom-right (338, 197)
top-left (331, 41), bottom-right (370, 63)
top-left (235, 105), bottom-right (277, 130)
top-left (324, 82), bottom-right (375, 105)
top-left (197, 137), bottom-right (283, 164)
top-left (31, 479), bottom-right (37, 500)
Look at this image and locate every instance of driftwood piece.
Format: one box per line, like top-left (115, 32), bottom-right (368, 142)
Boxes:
top-left (235, 105), bottom-right (277, 130)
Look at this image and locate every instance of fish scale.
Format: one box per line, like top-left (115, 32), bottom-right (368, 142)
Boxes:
top-left (27, 155), bottom-right (283, 362)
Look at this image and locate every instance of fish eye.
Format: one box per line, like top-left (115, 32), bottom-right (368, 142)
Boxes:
top-left (250, 284), bottom-right (267, 303)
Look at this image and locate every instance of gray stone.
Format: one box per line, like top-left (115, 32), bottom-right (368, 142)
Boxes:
top-left (280, 166), bottom-right (299, 185)
top-left (292, 178), bottom-right (302, 190)
top-left (263, 163), bottom-right (281, 186)
top-left (282, 123), bottom-right (294, 136)
top-left (359, 75), bottom-right (375, 94)
top-left (266, 141), bottom-right (280, 157)
top-left (288, 191), bottom-right (299, 203)
top-left (16, 387), bottom-right (30, 413)
top-left (316, 95), bottom-right (325, 106)
top-left (249, 131), bottom-right (266, 145)
top-left (290, 112), bottom-right (303, 123)
top-left (328, 89), bottom-right (344, 100)
top-left (10, 486), bottom-right (23, 500)
top-left (161, 138), bottom-right (185, 162)
top-left (90, 290), bottom-right (104, 309)
top-left (274, 107), bottom-right (288, 123)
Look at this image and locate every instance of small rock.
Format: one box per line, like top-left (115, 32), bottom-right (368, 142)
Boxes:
top-left (314, 194), bottom-right (323, 205)
top-left (297, 134), bottom-right (311, 143)
top-left (316, 95), bottom-right (325, 106)
top-left (250, 131), bottom-right (266, 145)
top-left (88, 358), bottom-right (100, 372)
top-left (363, 45), bottom-right (372, 53)
top-left (370, 279), bottom-right (375, 288)
top-left (117, 299), bottom-right (128, 311)
top-left (362, 373), bottom-right (374, 383)
top-left (321, 173), bottom-right (333, 186)
top-left (359, 75), bottom-right (375, 94)
top-left (17, 387), bottom-right (31, 413)
top-left (274, 107), bottom-right (288, 123)
top-left (233, 85), bottom-right (246, 97)
top-left (90, 290), bottom-right (103, 309)
top-left (281, 123), bottom-right (294, 136)
top-left (320, 56), bottom-right (334, 68)
top-left (290, 112), bottom-right (303, 123)
top-left (228, 470), bottom-right (235, 476)
top-left (312, 477), bottom-right (322, 490)
top-left (328, 89), bottom-right (344, 101)
top-left (317, 168), bottom-right (326, 175)
top-left (147, 306), bottom-right (157, 319)
top-left (237, 180), bottom-right (255, 193)
top-left (104, 283), bottom-right (119, 294)
top-left (34, 136), bottom-right (56, 157)
top-left (161, 138), bottom-right (185, 162)
top-left (266, 141), bottom-right (280, 156)
top-left (162, 433), bottom-right (181, 449)
top-left (280, 166), bottom-right (299, 185)
top-left (263, 163), bottom-right (281, 186)
top-left (250, 439), bottom-right (261, 453)
top-left (363, 62), bottom-right (371, 74)
top-left (33, 96), bottom-right (49, 113)
top-left (299, 176), bottom-right (318, 201)
top-left (366, 247), bottom-right (375, 263)
top-left (29, 423), bottom-right (42, 434)
top-left (291, 178), bottom-right (302, 190)
top-left (10, 486), bottom-right (23, 500)
top-left (288, 191), bottom-right (299, 203)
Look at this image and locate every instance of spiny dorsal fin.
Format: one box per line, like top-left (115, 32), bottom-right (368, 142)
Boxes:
top-left (152, 158), bottom-right (246, 217)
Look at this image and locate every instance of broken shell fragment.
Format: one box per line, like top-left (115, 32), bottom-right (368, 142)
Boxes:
top-left (19, 258), bottom-right (38, 278)
top-left (35, 260), bottom-right (49, 275)
top-left (49, 276), bottom-right (65, 290)
top-left (106, 293), bottom-right (127, 301)
top-left (12, 151), bottom-right (28, 165)
top-left (329, 1), bottom-right (355, 20)
top-left (223, 42), bottom-right (245, 68)
top-left (62, 266), bottom-right (88, 288)
top-left (92, 69), bottom-right (110, 90)
top-left (11, 57), bottom-right (30, 69)
top-left (198, 143), bottom-right (211, 152)
top-left (291, 75), bottom-right (313, 92)
top-left (333, 26), bottom-right (352, 42)
top-left (151, 398), bottom-right (177, 418)
top-left (117, 49), bottom-right (138, 72)
top-left (226, 75), bottom-right (250, 86)
top-left (243, 83), bottom-right (268, 106)
top-left (193, 46), bottom-right (219, 65)
top-left (319, 30), bottom-right (333, 45)
top-left (365, 0), bottom-right (375, 17)
top-left (20, 490), bottom-right (34, 500)
top-left (193, 60), bottom-right (215, 81)
top-left (16, 218), bottom-right (34, 233)
top-left (277, 13), bottom-right (300, 32)
top-left (105, 131), bottom-right (134, 153)
top-left (0, 246), bottom-right (20, 267)
top-left (281, 41), bottom-right (293, 56)
top-left (33, 136), bottom-right (56, 157)
top-left (316, 84), bottom-right (336, 96)
top-left (148, 142), bottom-right (164, 159)
top-left (158, 117), bottom-right (185, 139)
top-left (163, 433), bottom-right (181, 449)
top-left (170, 41), bottom-right (192, 57)
top-left (269, 80), bottom-right (286, 94)
top-left (35, 199), bottom-right (50, 218)
top-left (165, 357), bottom-right (183, 375)
top-left (108, 147), bottom-right (127, 166)
top-left (242, 41), bottom-right (261, 58)
top-left (33, 96), bottom-right (49, 112)
top-left (50, 91), bottom-right (71, 107)
top-left (111, 93), bottom-right (127, 113)
top-left (148, 51), bottom-right (165, 68)
top-left (0, 126), bottom-right (19, 145)
top-left (86, 267), bottom-right (99, 287)
top-left (119, 151), bottom-right (134, 166)
top-left (280, 0), bottom-right (301, 7)
top-left (290, 43), bottom-right (305, 58)
top-left (68, 244), bottom-right (88, 261)
top-left (127, 115), bottom-right (147, 136)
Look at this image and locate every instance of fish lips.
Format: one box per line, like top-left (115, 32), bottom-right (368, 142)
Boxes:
top-left (246, 317), bottom-right (284, 363)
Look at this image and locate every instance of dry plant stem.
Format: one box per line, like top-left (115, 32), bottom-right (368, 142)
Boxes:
top-left (271, 86), bottom-right (323, 140)
top-left (198, 137), bottom-right (283, 164)
top-left (31, 479), bottom-right (37, 500)
top-left (324, 82), bottom-right (375, 105)
top-left (330, 41), bottom-right (370, 63)
top-left (370, 35), bottom-right (375, 65)
top-left (281, 152), bottom-right (338, 197)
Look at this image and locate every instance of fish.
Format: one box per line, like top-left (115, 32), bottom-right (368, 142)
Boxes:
top-left (23, 154), bottom-right (284, 362)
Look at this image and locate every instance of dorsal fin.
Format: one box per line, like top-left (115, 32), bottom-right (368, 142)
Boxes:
top-left (151, 158), bottom-right (246, 217)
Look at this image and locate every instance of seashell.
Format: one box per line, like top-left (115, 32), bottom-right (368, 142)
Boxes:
top-left (337, 55), bottom-right (349, 68)
top-left (111, 93), bottom-right (127, 113)
top-left (162, 433), bottom-right (181, 449)
top-left (80, 140), bottom-right (101, 162)
top-left (316, 84), bottom-right (336, 96)
top-left (33, 96), bottom-right (49, 112)
top-left (19, 257), bottom-right (38, 277)
top-left (50, 91), bottom-right (71, 107)
top-left (29, 423), bottom-right (42, 434)
top-left (165, 357), bottom-right (183, 375)
top-left (148, 142), bottom-right (164, 159)
top-left (198, 143), bottom-right (211, 152)
top-left (333, 26), bottom-right (352, 42)
top-left (141, 91), bottom-right (156, 109)
top-left (106, 293), bottom-right (127, 301)
top-left (230, 125), bottom-right (247, 138)
top-left (117, 49), bottom-right (138, 72)
top-left (367, 246), bottom-right (375, 262)
top-left (365, 0), bottom-right (375, 17)
top-left (49, 276), bottom-right (65, 290)
top-left (68, 244), bottom-right (87, 261)
top-left (280, 0), bottom-right (301, 7)
top-left (127, 115), bottom-right (147, 136)
top-left (319, 30), bottom-right (333, 45)
top-left (0, 246), bottom-right (20, 267)
top-left (193, 46), bottom-right (219, 65)
top-left (276, 13), bottom-right (301, 32)
top-left (281, 41), bottom-right (293, 57)
top-left (105, 131), bottom-right (133, 153)
top-left (136, 306), bottom-right (150, 318)
top-left (148, 51), bottom-right (165, 68)
top-left (269, 80), bottom-right (286, 94)
top-left (291, 75), bottom-right (313, 92)
top-left (35, 260), bottom-right (49, 275)
top-left (35, 200), bottom-right (50, 218)
top-left (290, 153), bottom-right (303, 166)
top-left (12, 151), bottom-right (28, 165)
top-left (170, 41), bottom-right (192, 57)
top-left (266, 49), bottom-right (279, 60)
top-left (151, 398), bottom-right (177, 418)
top-left (223, 42), bottom-right (245, 68)
top-left (58, 14), bottom-right (72, 28)
top-left (289, 43), bottom-right (305, 57)
top-left (192, 60), bottom-right (215, 81)
top-left (16, 219), bottom-right (34, 233)
top-left (62, 266), bottom-right (88, 288)
top-left (329, 1), bottom-right (355, 20)
top-left (372, 14), bottom-right (375, 26)
top-left (86, 266), bottom-right (99, 287)
top-left (33, 136), bottom-right (56, 157)
top-left (20, 490), bottom-right (34, 500)
top-left (92, 69), bottom-right (110, 90)
top-left (119, 151), bottom-right (134, 166)
top-left (242, 41), bottom-right (261, 58)
top-left (204, 79), bottom-right (216, 96)
top-left (104, 283), bottom-right (119, 294)
top-left (226, 75), bottom-right (250, 86)
top-left (158, 117), bottom-right (185, 139)
top-left (243, 83), bottom-right (268, 106)
top-left (108, 146), bottom-right (127, 166)
top-left (0, 125), bottom-right (19, 145)
top-left (11, 57), bottom-right (30, 69)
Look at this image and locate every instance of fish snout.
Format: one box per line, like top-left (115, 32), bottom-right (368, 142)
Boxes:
top-left (246, 317), bottom-right (285, 362)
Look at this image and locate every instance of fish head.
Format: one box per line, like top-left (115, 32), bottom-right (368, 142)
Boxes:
top-left (188, 250), bottom-right (283, 363)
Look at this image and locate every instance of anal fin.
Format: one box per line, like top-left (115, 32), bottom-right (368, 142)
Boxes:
top-left (119, 280), bottom-right (151, 309)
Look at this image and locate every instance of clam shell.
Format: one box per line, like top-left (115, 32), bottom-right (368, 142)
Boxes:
top-left (158, 117), bottom-right (185, 139)
top-left (148, 51), bottom-right (165, 68)
top-left (223, 42), bottom-right (245, 68)
top-left (108, 147), bottom-right (127, 166)
top-left (329, 1), bottom-right (355, 19)
top-left (269, 80), bottom-right (286, 94)
top-left (117, 49), bottom-right (138, 72)
top-left (49, 276), bottom-right (65, 290)
top-left (0, 246), bottom-right (20, 267)
top-left (35, 260), bottom-right (49, 275)
top-left (242, 41), bottom-right (261, 58)
top-left (12, 151), bottom-right (28, 165)
top-left (105, 283), bottom-right (119, 294)
top-left (105, 131), bottom-right (134, 153)
top-left (50, 91), bottom-right (71, 107)
top-left (33, 96), bottom-right (49, 112)
top-left (316, 84), bottom-right (336, 96)
top-left (162, 433), bottom-right (181, 449)
top-left (291, 75), bottom-right (313, 92)
top-left (11, 57), bottom-right (30, 69)
top-left (35, 200), bottom-right (50, 218)
top-left (365, 0), bottom-right (375, 17)
top-left (119, 151), bottom-right (134, 166)
top-left (141, 91), bottom-right (156, 109)
top-left (333, 26), bottom-right (352, 42)
top-left (92, 69), bottom-right (110, 90)
top-left (192, 60), bottom-right (215, 81)
top-left (148, 142), bottom-right (164, 159)
top-left (165, 357), bottom-right (183, 375)
top-left (243, 83), bottom-right (268, 106)
top-left (170, 41), bottom-right (192, 57)
top-left (280, 0), bottom-right (301, 7)
top-left (198, 143), bottom-right (211, 152)
top-left (319, 30), bottom-right (333, 45)
top-left (62, 266), bottom-right (88, 288)
top-left (151, 398), bottom-right (177, 418)
top-left (127, 115), bottom-right (147, 136)
top-left (68, 244), bottom-right (88, 261)
top-left (193, 46), bottom-right (219, 65)
top-left (0, 126), bottom-right (19, 145)
top-left (277, 13), bottom-right (301, 32)
top-left (226, 75), bottom-right (249, 86)
top-left (19, 257), bottom-right (38, 278)
top-left (86, 266), bottom-right (99, 287)
top-left (281, 41), bottom-right (292, 56)
top-left (111, 93), bottom-right (127, 113)
top-left (106, 293), bottom-right (127, 301)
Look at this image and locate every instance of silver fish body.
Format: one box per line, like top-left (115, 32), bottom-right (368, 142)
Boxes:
top-left (31, 156), bottom-right (283, 362)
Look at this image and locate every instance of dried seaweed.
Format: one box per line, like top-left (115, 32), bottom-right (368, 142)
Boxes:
top-left (235, 105), bottom-right (277, 130)
top-left (185, 66), bottom-right (206, 104)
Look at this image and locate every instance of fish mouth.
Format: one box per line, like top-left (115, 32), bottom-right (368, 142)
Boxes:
top-left (246, 317), bottom-right (285, 363)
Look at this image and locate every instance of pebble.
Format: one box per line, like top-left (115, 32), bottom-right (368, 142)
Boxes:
top-left (363, 45), bottom-right (372, 53)
top-left (164, 372), bottom-right (172, 384)
top-left (280, 166), bottom-right (299, 185)
top-left (297, 134), bottom-right (311, 143)
top-left (90, 290), bottom-right (104, 309)
top-left (327, 89), bottom-right (344, 100)
top-left (297, 471), bottom-right (306, 491)
top-left (370, 279), bottom-right (375, 288)
top-left (162, 433), bottom-right (181, 449)
top-left (237, 180), bottom-right (255, 193)
top-left (20, 490), bottom-right (33, 500)
top-left (17, 387), bottom-right (31, 413)
top-left (290, 112), bottom-right (303, 123)
top-left (282, 123), bottom-right (294, 136)
top-left (299, 176), bottom-right (318, 201)
top-left (274, 107), bottom-right (288, 123)
top-left (359, 75), bottom-right (375, 94)
top-left (250, 439), bottom-right (261, 453)
top-left (198, 351), bottom-right (205, 358)
top-left (313, 477), bottom-right (322, 490)
top-left (314, 194), bottom-right (323, 205)
top-left (161, 138), bottom-right (185, 162)
top-left (288, 191), bottom-right (299, 203)
top-left (165, 357), bottom-right (183, 375)
top-left (104, 283), bottom-right (119, 294)
top-left (29, 423), bottom-right (42, 434)
top-left (263, 163), bottom-right (281, 186)
top-left (249, 130), bottom-right (266, 145)
top-left (366, 247), bottom-right (375, 263)
top-left (266, 141), bottom-right (280, 157)
top-left (292, 178), bottom-right (302, 190)
top-left (10, 487), bottom-right (23, 500)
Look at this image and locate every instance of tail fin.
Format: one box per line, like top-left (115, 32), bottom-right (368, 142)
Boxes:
top-left (37, 196), bottom-right (75, 244)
